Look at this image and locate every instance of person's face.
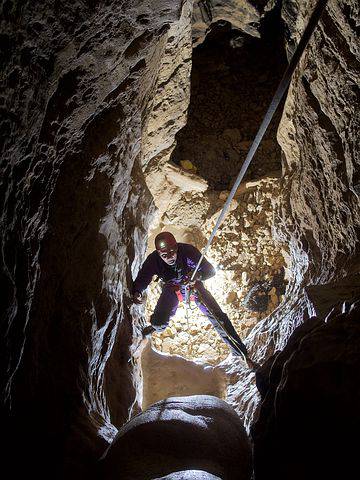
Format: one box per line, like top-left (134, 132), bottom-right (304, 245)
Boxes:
top-left (158, 247), bottom-right (178, 265)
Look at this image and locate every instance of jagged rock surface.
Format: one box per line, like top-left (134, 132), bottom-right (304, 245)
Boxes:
top-left (100, 395), bottom-right (252, 480)
top-left (219, 0), bottom-right (360, 428)
top-left (1, 0), bottom-right (359, 477)
top-left (172, 17), bottom-right (287, 190)
top-left (0, 0), bottom-right (192, 477)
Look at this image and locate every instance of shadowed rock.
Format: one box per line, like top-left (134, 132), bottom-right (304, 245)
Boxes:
top-left (100, 395), bottom-right (252, 480)
top-left (252, 301), bottom-right (360, 480)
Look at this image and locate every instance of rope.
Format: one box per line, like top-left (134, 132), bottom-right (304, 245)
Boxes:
top-left (191, 0), bottom-right (329, 282)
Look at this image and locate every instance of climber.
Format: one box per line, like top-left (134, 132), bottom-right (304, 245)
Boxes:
top-left (132, 231), bottom-right (250, 360)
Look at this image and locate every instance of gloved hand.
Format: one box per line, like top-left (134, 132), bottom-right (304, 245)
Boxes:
top-left (133, 291), bottom-right (143, 305)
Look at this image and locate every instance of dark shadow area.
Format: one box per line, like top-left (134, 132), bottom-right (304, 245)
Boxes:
top-left (171, 9), bottom-right (288, 190)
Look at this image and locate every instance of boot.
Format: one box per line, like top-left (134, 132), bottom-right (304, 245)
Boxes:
top-left (142, 324), bottom-right (156, 337)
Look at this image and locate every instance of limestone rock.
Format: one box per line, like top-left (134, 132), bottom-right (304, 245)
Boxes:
top-left (192, 0), bottom-right (274, 46)
top-left (165, 162), bottom-right (208, 192)
top-left (277, 0), bottom-right (360, 287)
top-left (0, 0), bottom-right (195, 477)
top-left (140, 343), bottom-right (227, 410)
top-left (100, 395), bottom-right (252, 480)
top-left (252, 302), bottom-right (360, 480)
top-left (220, 0), bottom-right (360, 429)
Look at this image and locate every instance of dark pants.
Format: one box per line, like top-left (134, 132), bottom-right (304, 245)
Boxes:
top-left (150, 282), bottom-right (247, 356)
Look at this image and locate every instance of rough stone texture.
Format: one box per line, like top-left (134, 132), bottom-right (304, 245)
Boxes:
top-left (192, 0), bottom-right (277, 46)
top-left (142, 0), bottom-right (193, 228)
top-left (277, 0), bottom-right (360, 289)
top-left (1, 0), bottom-right (359, 476)
top-left (142, 5), bottom-right (289, 367)
top-left (142, 0), bottom-right (192, 168)
top-left (0, 1), bottom-right (192, 477)
top-left (100, 395), bottom-right (252, 480)
top-left (218, 0), bottom-right (360, 428)
top-left (252, 301), bottom-right (360, 480)
top-left (146, 174), bottom-right (287, 364)
top-left (172, 15), bottom-right (287, 190)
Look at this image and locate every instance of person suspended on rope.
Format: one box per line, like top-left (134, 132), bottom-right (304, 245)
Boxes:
top-left (132, 231), bottom-right (249, 359)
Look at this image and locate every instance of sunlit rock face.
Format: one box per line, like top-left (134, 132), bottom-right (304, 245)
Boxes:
top-left (140, 342), bottom-right (227, 409)
top-left (221, 0), bottom-right (360, 427)
top-left (277, 0), bottom-right (360, 293)
top-left (252, 302), bottom-right (360, 480)
top-left (192, 0), bottom-right (277, 46)
top-left (0, 0), bottom-right (192, 477)
top-left (100, 395), bottom-right (252, 480)
top-left (144, 7), bottom-right (288, 364)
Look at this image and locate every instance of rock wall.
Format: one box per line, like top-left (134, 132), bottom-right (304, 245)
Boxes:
top-left (140, 341), bottom-right (227, 410)
top-left (1, 0), bottom-right (358, 476)
top-left (0, 0), bottom-right (192, 477)
top-left (278, 0), bottom-right (360, 288)
top-left (192, 0), bottom-right (277, 46)
top-left (252, 301), bottom-right (360, 480)
top-left (172, 15), bottom-right (287, 190)
top-left (222, 0), bottom-right (360, 428)
top-left (252, 0), bottom-right (360, 354)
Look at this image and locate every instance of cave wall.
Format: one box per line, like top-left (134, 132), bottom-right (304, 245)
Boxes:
top-left (1, 0), bottom-right (358, 476)
top-left (252, 301), bottom-right (360, 480)
top-left (192, 0), bottom-right (277, 46)
top-left (243, 0), bottom-right (359, 357)
top-left (0, 0), bottom-right (192, 477)
top-left (277, 0), bottom-right (359, 290)
top-left (219, 0), bottom-right (359, 427)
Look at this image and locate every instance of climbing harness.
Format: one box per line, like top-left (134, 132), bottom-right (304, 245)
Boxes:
top-left (190, 0), bottom-right (329, 283)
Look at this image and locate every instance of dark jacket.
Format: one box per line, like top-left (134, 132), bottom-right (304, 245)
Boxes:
top-left (133, 243), bottom-right (216, 294)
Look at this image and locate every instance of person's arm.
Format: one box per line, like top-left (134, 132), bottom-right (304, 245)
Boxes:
top-left (186, 244), bottom-right (216, 281)
top-left (133, 253), bottom-right (157, 296)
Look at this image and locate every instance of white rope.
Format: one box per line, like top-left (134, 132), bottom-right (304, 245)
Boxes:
top-left (191, 0), bottom-right (329, 281)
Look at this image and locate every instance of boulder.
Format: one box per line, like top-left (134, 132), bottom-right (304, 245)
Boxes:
top-left (100, 395), bottom-right (252, 480)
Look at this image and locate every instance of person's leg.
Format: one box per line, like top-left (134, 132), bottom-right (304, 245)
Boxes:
top-left (150, 285), bottom-right (179, 332)
top-left (195, 283), bottom-right (248, 356)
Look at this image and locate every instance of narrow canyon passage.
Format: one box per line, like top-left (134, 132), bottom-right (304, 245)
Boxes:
top-left (1, 1), bottom-right (359, 479)
top-left (138, 9), bottom-right (290, 413)
top-left (143, 9), bottom-right (288, 370)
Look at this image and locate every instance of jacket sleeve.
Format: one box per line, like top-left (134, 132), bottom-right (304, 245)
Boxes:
top-left (133, 254), bottom-right (157, 294)
top-left (187, 244), bottom-right (216, 280)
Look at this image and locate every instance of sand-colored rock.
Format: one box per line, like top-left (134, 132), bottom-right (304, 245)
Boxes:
top-left (192, 0), bottom-right (275, 46)
top-left (140, 342), bottom-right (227, 409)
top-left (0, 0), bottom-right (194, 477)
